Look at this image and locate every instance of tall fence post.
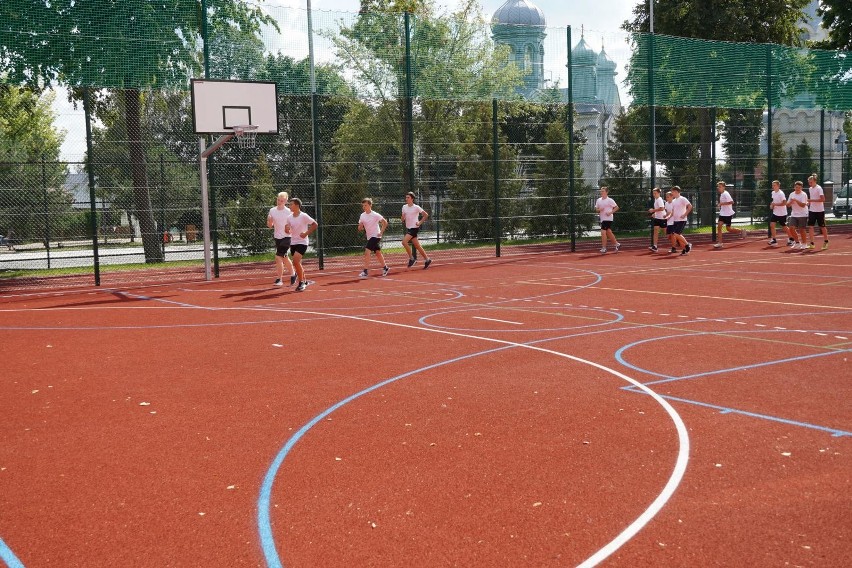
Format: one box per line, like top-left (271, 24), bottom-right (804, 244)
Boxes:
top-left (766, 44), bottom-right (773, 193)
top-left (648, 31), bottom-right (656, 190)
top-left (567, 25), bottom-right (576, 252)
top-left (711, 107), bottom-right (717, 242)
top-left (819, 109), bottom-right (825, 182)
top-left (159, 155), bottom-right (166, 258)
top-left (83, 88), bottom-right (101, 286)
top-left (404, 11), bottom-right (415, 196)
top-left (492, 99), bottom-right (501, 258)
top-left (41, 156), bottom-right (52, 269)
top-left (311, 92), bottom-right (324, 269)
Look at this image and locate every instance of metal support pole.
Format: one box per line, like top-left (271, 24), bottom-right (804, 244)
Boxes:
top-left (648, 13), bottom-right (656, 190)
top-left (819, 109), bottom-right (825, 183)
top-left (711, 108), bottom-right (717, 242)
top-left (492, 99), bottom-right (501, 258)
top-left (197, 133), bottom-right (234, 281)
top-left (567, 26), bottom-right (576, 252)
top-left (41, 156), bottom-right (51, 269)
top-left (766, 45), bottom-right (773, 190)
top-left (308, 0), bottom-right (323, 269)
top-left (83, 88), bottom-right (100, 286)
top-left (159, 155), bottom-right (166, 257)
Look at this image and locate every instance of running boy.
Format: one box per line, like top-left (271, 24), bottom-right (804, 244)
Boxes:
top-left (664, 191), bottom-right (677, 253)
top-left (714, 181), bottom-right (745, 248)
top-left (786, 181), bottom-right (809, 250)
top-left (401, 192), bottom-right (432, 269)
top-left (358, 198), bottom-right (390, 278)
top-left (806, 174), bottom-right (829, 250)
top-left (647, 187), bottom-right (666, 252)
top-left (670, 186), bottom-right (693, 255)
top-left (767, 180), bottom-right (791, 246)
top-left (285, 198), bottom-right (318, 291)
top-left (266, 191), bottom-right (297, 286)
top-left (595, 186), bottom-right (620, 254)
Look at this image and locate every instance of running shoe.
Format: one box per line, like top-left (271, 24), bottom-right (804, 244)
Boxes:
top-left (382, 265), bottom-right (390, 276)
top-left (290, 274), bottom-right (297, 286)
top-left (669, 247), bottom-right (677, 254)
top-left (650, 245), bottom-right (658, 252)
top-left (680, 248), bottom-right (689, 256)
top-left (768, 239), bottom-right (777, 246)
top-left (713, 243), bottom-right (723, 249)
top-left (600, 248), bottom-right (607, 254)
top-left (273, 278), bottom-right (283, 287)
top-left (821, 241), bottom-right (829, 251)
top-left (407, 258), bottom-right (416, 268)
top-left (359, 269), bottom-right (368, 278)
top-left (423, 259), bottom-right (432, 269)
top-left (684, 243), bottom-right (692, 254)
top-left (614, 242), bottom-right (621, 252)
top-left (295, 281), bottom-right (306, 292)
top-left (807, 242), bottom-right (815, 250)
top-left (787, 240), bottom-right (795, 247)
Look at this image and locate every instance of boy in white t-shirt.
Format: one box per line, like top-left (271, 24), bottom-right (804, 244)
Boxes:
top-left (594, 186), bottom-right (620, 254)
top-left (285, 198), bottom-right (318, 292)
top-left (358, 198), bottom-right (389, 278)
top-left (767, 180), bottom-right (792, 246)
top-left (663, 191), bottom-right (677, 253)
top-left (647, 187), bottom-right (666, 252)
top-left (669, 186), bottom-right (693, 255)
top-left (266, 191), bottom-right (297, 286)
top-left (806, 174), bottom-right (829, 250)
top-left (714, 181), bottom-right (746, 248)
top-left (786, 181), bottom-right (809, 250)
top-left (401, 192), bottom-right (432, 269)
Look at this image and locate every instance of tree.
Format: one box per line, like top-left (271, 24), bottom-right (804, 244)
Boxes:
top-left (788, 138), bottom-right (819, 183)
top-left (1, 0), bottom-right (275, 263)
top-left (0, 86), bottom-right (69, 244)
top-left (817, 0), bottom-right (852, 50)
top-left (225, 153), bottom-right (276, 255)
top-left (601, 111), bottom-right (653, 232)
top-left (623, 0), bottom-right (810, 225)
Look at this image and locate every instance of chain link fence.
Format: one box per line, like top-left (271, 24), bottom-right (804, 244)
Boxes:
top-left (1, 2), bottom-right (850, 287)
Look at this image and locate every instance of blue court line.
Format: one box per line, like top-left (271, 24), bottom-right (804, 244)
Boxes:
top-left (0, 538), bottom-right (25, 568)
top-left (630, 393), bottom-right (852, 438)
top-left (257, 346), bottom-right (513, 568)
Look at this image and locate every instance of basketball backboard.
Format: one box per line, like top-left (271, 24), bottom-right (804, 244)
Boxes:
top-left (191, 79), bottom-right (279, 135)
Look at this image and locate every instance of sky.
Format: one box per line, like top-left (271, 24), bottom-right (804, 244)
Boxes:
top-left (53, 0), bottom-right (640, 161)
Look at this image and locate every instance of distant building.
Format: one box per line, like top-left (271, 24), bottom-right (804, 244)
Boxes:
top-left (491, 0), bottom-right (622, 188)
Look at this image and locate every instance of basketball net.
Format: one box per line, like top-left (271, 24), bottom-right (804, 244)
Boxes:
top-left (232, 125), bottom-right (259, 149)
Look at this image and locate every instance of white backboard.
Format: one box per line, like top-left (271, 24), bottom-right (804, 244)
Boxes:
top-left (191, 79), bottom-right (279, 135)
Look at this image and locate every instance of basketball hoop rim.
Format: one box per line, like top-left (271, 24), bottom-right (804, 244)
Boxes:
top-left (229, 124), bottom-right (259, 136)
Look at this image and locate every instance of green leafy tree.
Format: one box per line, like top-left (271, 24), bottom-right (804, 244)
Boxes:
top-left (788, 138), bottom-right (819, 184)
top-left (1, 0), bottom-right (275, 262)
top-left (754, 130), bottom-right (794, 224)
top-left (601, 111), bottom-right (653, 232)
top-left (817, 0), bottom-right (852, 50)
top-left (623, 0), bottom-right (810, 225)
top-left (226, 153), bottom-right (276, 255)
top-left (0, 86), bottom-right (69, 244)
top-left (443, 103), bottom-right (522, 241)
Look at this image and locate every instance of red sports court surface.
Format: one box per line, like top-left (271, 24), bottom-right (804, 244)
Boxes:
top-left (1, 235), bottom-right (850, 567)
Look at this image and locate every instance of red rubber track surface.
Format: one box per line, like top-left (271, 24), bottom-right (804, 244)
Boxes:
top-left (1, 234), bottom-right (850, 567)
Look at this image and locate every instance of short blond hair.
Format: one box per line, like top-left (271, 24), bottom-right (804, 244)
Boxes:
top-left (277, 191), bottom-right (289, 200)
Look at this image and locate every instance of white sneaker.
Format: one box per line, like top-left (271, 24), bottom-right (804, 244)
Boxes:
top-left (713, 243), bottom-right (723, 249)
top-left (359, 270), bottom-right (368, 278)
top-left (600, 248), bottom-right (607, 254)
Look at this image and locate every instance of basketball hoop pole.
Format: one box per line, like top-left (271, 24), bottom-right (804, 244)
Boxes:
top-left (198, 133), bottom-right (235, 280)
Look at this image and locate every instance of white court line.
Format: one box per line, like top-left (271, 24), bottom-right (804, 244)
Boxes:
top-left (472, 316), bottom-right (523, 326)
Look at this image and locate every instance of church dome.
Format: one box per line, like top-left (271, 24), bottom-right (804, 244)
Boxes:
top-left (597, 46), bottom-right (616, 71)
top-left (573, 36), bottom-right (596, 66)
top-left (492, 0), bottom-right (546, 28)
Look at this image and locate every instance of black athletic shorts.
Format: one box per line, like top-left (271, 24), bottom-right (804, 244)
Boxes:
top-left (600, 220), bottom-right (613, 230)
top-left (289, 243), bottom-right (308, 256)
top-left (807, 211), bottom-right (825, 227)
top-left (365, 237), bottom-right (382, 252)
top-left (770, 213), bottom-right (787, 225)
top-left (718, 215), bottom-right (734, 227)
top-left (652, 218), bottom-right (666, 228)
top-left (672, 221), bottom-right (687, 234)
top-left (274, 237), bottom-right (291, 257)
top-left (666, 224), bottom-right (675, 235)
top-left (406, 227), bottom-right (420, 238)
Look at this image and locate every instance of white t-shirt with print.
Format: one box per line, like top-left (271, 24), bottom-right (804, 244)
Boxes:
top-left (359, 211), bottom-right (385, 239)
top-left (718, 190), bottom-right (735, 216)
top-left (770, 190), bottom-right (787, 216)
top-left (788, 191), bottom-right (809, 218)
top-left (401, 204), bottom-right (426, 229)
top-left (287, 212), bottom-right (316, 245)
top-left (268, 206), bottom-right (292, 239)
top-left (595, 197), bottom-right (618, 222)
top-left (808, 184), bottom-right (825, 213)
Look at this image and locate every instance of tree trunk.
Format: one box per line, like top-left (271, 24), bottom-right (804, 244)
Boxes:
top-left (124, 89), bottom-right (164, 263)
top-left (698, 107), bottom-right (715, 226)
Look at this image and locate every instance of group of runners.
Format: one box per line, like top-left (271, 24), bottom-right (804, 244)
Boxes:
top-left (598, 175), bottom-right (830, 254)
top-left (266, 191), bottom-right (432, 290)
